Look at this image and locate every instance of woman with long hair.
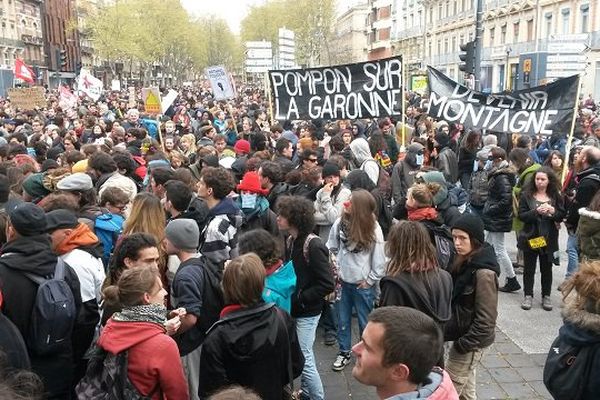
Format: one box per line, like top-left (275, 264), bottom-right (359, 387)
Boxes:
top-left (458, 129), bottom-right (481, 190)
top-left (544, 260), bottom-right (600, 399)
top-left (445, 213), bottom-right (499, 400)
top-left (198, 253), bottom-right (303, 400)
top-left (92, 267), bottom-right (189, 399)
top-left (123, 192), bottom-right (168, 290)
top-left (518, 166), bottom-right (565, 311)
top-left (326, 189), bottom-right (385, 372)
top-left (380, 221), bottom-right (452, 328)
top-left (179, 133), bottom-right (197, 160)
top-left (543, 150), bottom-right (565, 177)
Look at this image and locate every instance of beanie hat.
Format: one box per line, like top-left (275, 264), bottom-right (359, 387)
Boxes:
top-left (407, 142), bottom-right (425, 154)
top-left (434, 132), bottom-right (451, 149)
top-left (421, 171), bottom-right (448, 206)
top-left (7, 201), bottom-right (47, 236)
top-left (233, 139), bottom-right (251, 155)
top-left (72, 159), bottom-right (88, 173)
top-left (199, 125), bottom-right (215, 137)
top-left (57, 172), bottom-right (93, 191)
top-left (41, 159), bottom-right (60, 172)
top-left (22, 173), bottom-right (50, 200)
top-left (165, 219), bottom-right (199, 251)
top-left (452, 213), bottom-right (485, 244)
top-left (321, 162), bottom-right (340, 178)
top-left (46, 209), bottom-right (79, 232)
top-left (237, 171), bottom-right (268, 195)
top-left (476, 148), bottom-right (490, 161)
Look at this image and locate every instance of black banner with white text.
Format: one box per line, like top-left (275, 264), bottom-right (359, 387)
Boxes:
top-left (269, 56), bottom-right (403, 121)
top-left (426, 66), bottom-right (579, 136)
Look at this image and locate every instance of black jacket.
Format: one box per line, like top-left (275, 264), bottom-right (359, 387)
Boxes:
top-left (0, 235), bottom-right (82, 399)
top-left (566, 164), bottom-right (600, 229)
top-left (517, 192), bottom-right (565, 257)
top-left (273, 155), bottom-right (294, 176)
top-left (174, 196), bottom-right (210, 244)
top-left (444, 243), bottom-right (499, 354)
top-left (286, 234), bottom-right (334, 318)
top-left (483, 165), bottom-right (516, 232)
top-left (458, 147), bottom-right (477, 175)
top-left (266, 182), bottom-right (290, 211)
top-left (380, 269), bottom-right (453, 325)
top-left (199, 303), bottom-right (304, 400)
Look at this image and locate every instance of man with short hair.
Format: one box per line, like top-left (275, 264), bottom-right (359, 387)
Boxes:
top-left (352, 307), bottom-right (458, 400)
top-left (111, 232), bottom-right (161, 271)
top-left (258, 161), bottom-right (289, 211)
top-left (165, 218), bottom-right (223, 400)
top-left (197, 167), bottom-right (243, 265)
top-left (274, 137), bottom-right (294, 174)
top-left (150, 167), bottom-right (175, 199)
top-left (88, 151), bottom-right (138, 201)
top-left (165, 180), bottom-right (209, 237)
top-left (0, 202), bottom-right (82, 399)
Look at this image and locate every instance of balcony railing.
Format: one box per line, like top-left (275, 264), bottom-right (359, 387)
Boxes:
top-left (396, 25), bottom-right (424, 39)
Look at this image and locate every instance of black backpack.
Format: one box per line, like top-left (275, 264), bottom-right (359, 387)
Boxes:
top-left (75, 346), bottom-right (158, 400)
top-left (543, 334), bottom-right (599, 400)
top-left (23, 258), bottom-right (78, 356)
top-left (423, 221), bottom-right (456, 271)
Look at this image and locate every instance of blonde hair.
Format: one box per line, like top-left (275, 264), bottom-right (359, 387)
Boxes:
top-left (102, 266), bottom-right (160, 308)
top-left (408, 183), bottom-right (441, 208)
top-left (123, 192), bottom-right (166, 242)
top-left (563, 260), bottom-right (600, 313)
top-left (180, 133), bottom-right (197, 157)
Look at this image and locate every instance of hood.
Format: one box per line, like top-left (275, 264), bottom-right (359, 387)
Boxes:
top-left (577, 164), bottom-right (600, 181)
top-left (467, 243), bottom-right (500, 274)
top-left (405, 143), bottom-right (424, 168)
top-left (421, 171), bottom-right (449, 206)
top-left (180, 196), bottom-right (210, 230)
top-left (387, 368), bottom-right (449, 400)
top-left (381, 272), bottom-right (451, 323)
top-left (98, 320), bottom-right (166, 354)
top-left (0, 235), bottom-right (57, 275)
top-left (519, 163), bottom-right (541, 180)
top-left (561, 296), bottom-right (600, 339)
top-left (210, 303), bottom-right (281, 361)
top-left (209, 197), bottom-right (241, 217)
top-left (345, 169), bottom-right (376, 191)
top-left (236, 195), bottom-right (269, 221)
top-left (578, 208), bottom-right (600, 236)
top-left (491, 163), bottom-right (517, 183)
top-left (352, 120), bottom-right (366, 138)
top-left (55, 223), bottom-right (100, 255)
top-left (349, 137), bottom-right (372, 164)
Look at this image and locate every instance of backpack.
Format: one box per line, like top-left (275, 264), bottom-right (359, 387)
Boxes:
top-left (197, 256), bottom-right (225, 343)
top-left (365, 159), bottom-right (392, 201)
top-left (23, 258), bottom-right (77, 356)
top-left (95, 213), bottom-right (125, 268)
top-left (75, 346), bottom-right (158, 400)
top-left (543, 333), bottom-right (599, 400)
top-left (423, 221), bottom-right (456, 271)
top-left (374, 150), bottom-right (393, 175)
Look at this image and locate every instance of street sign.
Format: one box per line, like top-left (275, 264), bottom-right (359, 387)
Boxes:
top-left (549, 33), bottom-right (590, 42)
top-left (547, 54), bottom-right (587, 63)
top-left (547, 63), bottom-right (586, 71)
top-left (547, 42), bottom-right (589, 53)
top-left (546, 70), bottom-right (580, 78)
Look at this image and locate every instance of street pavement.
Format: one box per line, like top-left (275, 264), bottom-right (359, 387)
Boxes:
top-left (313, 229), bottom-right (570, 399)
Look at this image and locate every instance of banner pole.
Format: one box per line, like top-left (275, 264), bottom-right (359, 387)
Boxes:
top-left (157, 114), bottom-right (165, 154)
top-left (561, 75), bottom-right (582, 185)
top-left (265, 71), bottom-right (274, 126)
top-left (401, 58), bottom-right (406, 150)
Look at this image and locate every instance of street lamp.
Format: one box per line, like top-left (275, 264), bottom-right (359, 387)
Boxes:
top-left (505, 46), bottom-right (511, 91)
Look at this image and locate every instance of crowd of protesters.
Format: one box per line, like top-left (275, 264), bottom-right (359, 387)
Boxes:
top-left (0, 82), bottom-right (599, 400)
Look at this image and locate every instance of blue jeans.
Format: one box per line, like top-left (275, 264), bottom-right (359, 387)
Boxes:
top-left (337, 281), bottom-right (375, 353)
top-left (566, 233), bottom-right (579, 278)
top-left (319, 301), bottom-right (338, 336)
top-left (296, 315), bottom-right (324, 400)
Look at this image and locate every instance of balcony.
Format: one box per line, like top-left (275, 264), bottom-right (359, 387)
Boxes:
top-left (396, 25), bottom-right (424, 39)
top-left (21, 34), bottom-right (43, 46)
top-left (0, 38), bottom-right (25, 49)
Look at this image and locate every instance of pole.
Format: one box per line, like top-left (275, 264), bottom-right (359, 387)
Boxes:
top-left (265, 71), bottom-right (274, 126)
top-left (474, 0), bottom-right (483, 91)
top-left (561, 76), bottom-right (582, 185)
top-left (401, 58), bottom-right (406, 151)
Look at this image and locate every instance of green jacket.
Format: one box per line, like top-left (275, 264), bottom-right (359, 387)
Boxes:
top-left (512, 163), bottom-right (541, 231)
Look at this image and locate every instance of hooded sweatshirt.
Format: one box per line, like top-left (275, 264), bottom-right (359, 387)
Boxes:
top-left (98, 319), bottom-right (189, 400)
top-left (200, 197), bottom-right (243, 265)
top-left (391, 142), bottom-right (423, 204)
top-left (350, 138), bottom-right (379, 185)
top-left (386, 368), bottom-right (459, 400)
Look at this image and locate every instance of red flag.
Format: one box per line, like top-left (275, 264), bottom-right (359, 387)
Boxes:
top-left (14, 58), bottom-right (35, 83)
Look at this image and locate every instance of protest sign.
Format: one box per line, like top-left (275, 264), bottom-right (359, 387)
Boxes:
top-left (426, 66), bottom-right (579, 136)
top-left (8, 87), bottom-right (46, 109)
top-left (268, 56), bottom-right (403, 120)
top-left (161, 89), bottom-right (179, 112)
top-left (206, 66), bottom-right (236, 101)
top-left (77, 69), bottom-right (103, 101)
top-left (58, 85), bottom-right (78, 111)
top-left (142, 87), bottom-right (162, 114)
top-left (411, 75), bottom-right (428, 95)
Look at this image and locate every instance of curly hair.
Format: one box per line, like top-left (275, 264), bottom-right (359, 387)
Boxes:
top-left (276, 195), bottom-right (315, 235)
top-left (562, 260), bottom-right (600, 313)
top-left (238, 229), bottom-right (281, 267)
top-left (201, 166), bottom-right (235, 200)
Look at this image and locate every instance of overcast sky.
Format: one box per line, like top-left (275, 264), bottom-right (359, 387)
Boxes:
top-left (180, 0), bottom-right (266, 35)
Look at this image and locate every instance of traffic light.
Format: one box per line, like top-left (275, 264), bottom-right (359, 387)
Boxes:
top-left (458, 40), bottom-right (476, 74)
top-left (60, 49), bottom-right (67, 70)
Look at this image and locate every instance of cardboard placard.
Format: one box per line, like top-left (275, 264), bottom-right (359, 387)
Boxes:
top-left (8, 87), bottom-right (46, 110)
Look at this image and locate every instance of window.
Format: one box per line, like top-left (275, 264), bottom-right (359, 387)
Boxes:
top-left (527, 19), bottom-right (534, 41)
top-left (545, 13), bottom-right (553, 37)
top-left (438, 3), bottom-right (443, 19)
top-left (444, 38), bottom-right (449, 53)
top-left (453, 0), bottom-right (457, 15)
top-left (581, 4), bottom-right (589, 33)
top-left (513, 22), bottom-right (520, 42)
top-left (452, 35), bottom-right (457, 51)
top-left (429, 42), bottom-right (432, 57)
top-left (562, 8), bottom-right (570, 34)
top-left (461, 0), bottom-right (466, 12)
top-left (500, 24), bottom-right (506, 44)
top-left (437, 39), bottom-right (441, 55)
top-left (489, 27), bottom-right (495, 46)
top-left (429, 7), bottom-right (433, 23)
top-left (446, 1), bottom-right (450, 17)
top-left (459, 33), bottom-right (464, 45)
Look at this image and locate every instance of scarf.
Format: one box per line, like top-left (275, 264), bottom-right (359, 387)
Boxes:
top-left (340, 218), bottom-right (367, 253)
top-left (112, 303), bottom-right (167, 326)
top-left (408, 207), bottom-right (438, 222)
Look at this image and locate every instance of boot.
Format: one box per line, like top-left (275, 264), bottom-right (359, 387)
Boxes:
top-left (499, 276), bottom-right (521, 293)
top-left (542, 296), bottom-right (553, 311)
top-left (521, 296), bottom-right (533, 310)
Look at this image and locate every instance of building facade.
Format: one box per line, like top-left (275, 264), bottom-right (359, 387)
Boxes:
top-left (42, 0), bottom-right (81, 83)
top-left (331, 2), bottom-right (370, 64)
top-left (396, 0), bottom-right (600, 97)
top-left (366, 0), bottom-right (394, 60)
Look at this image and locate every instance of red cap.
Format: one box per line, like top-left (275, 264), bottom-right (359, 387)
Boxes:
top-left (237, 171), bottom-right (269, 195)
top-left (234, 139), bottom-right (251, 155)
